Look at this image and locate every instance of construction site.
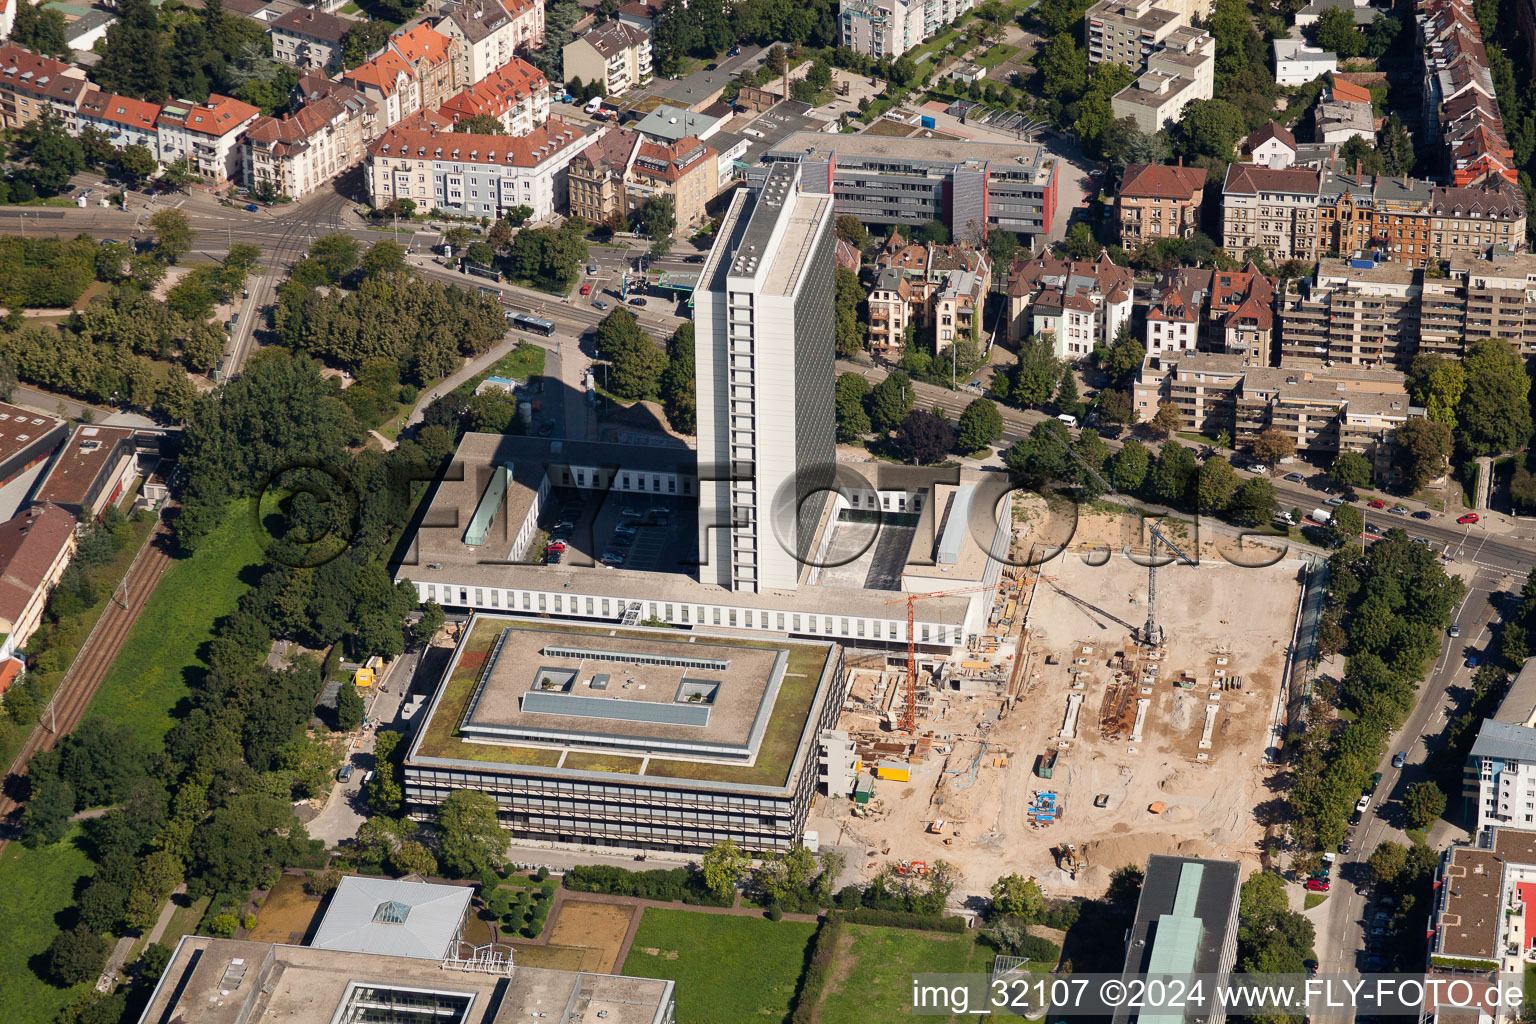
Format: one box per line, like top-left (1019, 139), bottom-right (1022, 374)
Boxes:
top-left (808, 507), bottom-right (1305, 899)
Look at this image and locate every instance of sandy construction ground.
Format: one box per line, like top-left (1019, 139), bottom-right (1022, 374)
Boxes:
top-left (813, 512), bottom-right (1304, 900)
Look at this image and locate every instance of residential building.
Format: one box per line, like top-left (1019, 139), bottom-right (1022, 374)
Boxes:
top-left (1467, 658), bottom-right (1536, 833)
top-left (1206, 265), bottom-right (1277, 360)
top-left (155, 94), bottom-right (261, 182)
top-left (618, 0), bottom-right (663, 31)
top-left (695, 161), bottom-right (835, 592)
top-left (562, 20), bottom-right (652, 97)
top-left (757, 132), bottom-right (1058, 244)
top-left (1428, 176), bottom-right (1528, 263)
top-left (1420, 249), bottom-right (1536, 357)
top-left (932, 262), bottom-right (989, 357)
top-left (1116, 161), bottom-right (1206, 245)
top-left (1144, 276), bottom-right (1203, 355)
top-left (365, 119), bottom-right (594, 220)
top-left (438, 0), bottom-right (532, 86)
top-left (0, 503), bottom-right (76, 662)
top-left (634, 104), bottom-right (723, 144)
top-left (873, 234), bottom-right (993, 356)
top-left (1246, 120), bottom-right (1299, 169)
top-left (390, 24), bottom-right (460, 114)
top-left (137, 933), bottom-right (675, 1024)
top-left (436, 56), bottom-right (548, 136)
top-left (0, 0), bottom-right (14, 41)
top-left (242, 86), bottom-right (374, 199)
top-left (624, 135), bottom-right (717, 237)
top-left (839, 0), bottom-right (926, 59)
top-left (71, 89), bottom-right (160, 154)
top-left (1110, 25), bottom-right (1214, 133)
top-left (565, 125), bottom-right (640, 227)
top-left (1295, 0), bottom-right (1377, 26)
top-left (1086, 0), bottom-right (1187, 69)
top-left (269, 7), bottom-right (353, 73)
top-left (343, 50), bottom-right (418, 130)
top-left (1134, 353), bottom-right (1419, 474)
top-left (867, 267), bottom-right (916, 359)
top-left (1111, 856), bottom-right (1242, 1024)
top-left (0, 44), bottom-right (88, 131)
top-left (1221, 164), bottom-right (1323, 261)
top-left (1418, 0), bottom-right (1513, 186)
top-left (1274, 36), bottom-right (1337, 86)
top-left (1426, 830), bottom-right (1536, 977)
top-left (1316, 78), bottom-right (1376, 145)
top-left (0, 403), bottom-right (65, 489)
top-left (1005, 252), bottom-right (1132, 356)
top-left (1279, 257), bottom-right (1420, 368)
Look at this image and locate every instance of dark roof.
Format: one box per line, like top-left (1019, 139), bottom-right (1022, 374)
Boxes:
top-left (1222, 163), bottom-right (1320, 195)
top-left (32, 425), bottom-right (136, 508)
top-left (1248, 119), bottom-right (1296, 152)
top-left (1114, 854), bottom-right (1241, 1018)
top-left (271, 7), bottom-right (354, 43)
top-left (0, 503), bottom-right (76, 625)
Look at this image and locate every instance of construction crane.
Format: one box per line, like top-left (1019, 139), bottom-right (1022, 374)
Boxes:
top-left (885, 582), bottom-right (1004, 733)
top-left (1047, 430), bottom-right (1197, 648)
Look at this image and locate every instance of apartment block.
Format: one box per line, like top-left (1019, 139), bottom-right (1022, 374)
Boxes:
top-left (839, 0), bottom-right (925, 59)
top-left (1279, 257), bottom-right (1420, 368)
top-left (867, 268), bottom-right (916, 360)
top-left (156, 94), bottom-right (261, 183)
top-left (624, 136), bottom-right (718, 237)
top-left (1005, 252), bottom-right (1132, 357)
top-left (1110, 26), bottom-right (1214, 133)
top-left (343, 50), bottom-right (418, 131)
top-left (71, 90), bottom-right (160, 154)
top-left (436, 56), bottom-right (548, 137)
top-left (565, 125), bottom-right (639, 227)
top-left (269, 7), bottom-right (354, 74)
top-left (1221, 164), bottom-right (1323, 262)
top-left (438, 0), bottom-right (544, 87)
top-left (242, 86), bottom-right (374, 199)
top-left (873, 234), bottom-right (993, 358)
top-left (0, 44), bottom-right (88, 131)
top-left (1420, 250), bottom-right (1536, 357)
top-left (390, 24), bottom-right (461, 114)
top-left (1419, 0), bottom-right (1515, 185)
top-left (562, 20), bottom-right (652, 96)
top-left (366, 119), bottom-right (594, 220)
top-left (1086, 0), bottom-right (1186, 69)
top-left (1467, 659), bottom-right (1536, 834)
top-left (1116, 162), bottom-right (1206, 245)
top-left (1143, 264), bottom-right (1275, 360)
top-left (758, 132), bottom-right (1057, 244)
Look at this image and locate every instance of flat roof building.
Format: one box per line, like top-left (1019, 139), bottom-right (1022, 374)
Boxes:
top-left (0, 402), bottom-right (64, 490)
top-left (32, 424), bottom-right (151, 520)
top-left (404, 614), bottom-right (848, 853)
top-left (0, 501), bottom-right (76, 661)
top-left (309, 876), bottom-right (473, 960)
top-left (135, 934), bottom-right (675, 1024)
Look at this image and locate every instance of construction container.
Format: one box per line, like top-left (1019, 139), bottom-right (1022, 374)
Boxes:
top-left (1148, 801), bottom-right (1167, 814)
top-left (876, 761), bottom-right (910, 782)
top-left (853, 776), bottom-right (874, 804)
top-left (1036, 749), bottom-right (1057, 779)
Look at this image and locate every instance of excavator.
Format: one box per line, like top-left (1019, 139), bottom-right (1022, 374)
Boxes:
top-left (1053, 843), bottom-right (1085, 880)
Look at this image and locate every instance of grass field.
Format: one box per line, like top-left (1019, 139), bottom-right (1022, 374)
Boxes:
top-left (456, 342), bottom-right (547, 396)
top-left (815, 924), bottom-right (996, 1024)
top-left (0, 825), bottom-right (100, 1023)
top-left (84, 502), bottom-right (264, 744)
top-left (621, 909), bottom-right (815, 1024)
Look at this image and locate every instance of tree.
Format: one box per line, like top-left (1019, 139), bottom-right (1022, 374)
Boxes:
top-left (1380, 113), bottom-right (1414, 176)
top-left (987, 230), bottom-right (1020, 269)
top-left (834, 266), bottom-right (865, 359)
top-left (1109, 439), bottom-right (1150, 493)
top-left (836, 214), bottom-right (868, 252)
top-left (1330, 451), bottom-right (1373, 490)
top-left (597, 308), bottom-right (666, 400)
top-left (360, 240), bottom-right (406, 277)
top-left (660, 321), bottom-right (696, 433)
top-left (956, 398), bottom-right (1004, 453)
top-left (1036, 33), bottom-right (1086, 102)
top-left (392, 840), bottom-right (438, 877)
top-left (1326, 504), bottom-right (1365, 547)
top-left (635, 194), bottom-right (676, 241)
top-left (335, 681), bottom-right (364, 731)
top-left (1367, 840), bottom-right (1408, 885)
top-left (1172, 98), bottom-right (1247, 162)
top-left (436, 790), bottom-right (506, 877)
top-left (159, 158), bottom-right (198, 192)
top-left (989, 873), bottom-right (1045, 919)
top-left (702, 839), bottom-right (749, 901)
top-left (868, 371), bottom-right (914, 433)
top-left (1393, 418), bottom-right (1454, 491)
top-left (1251, 429), bottom-right (1296, 467)
top-left (835, 373), bottom-right (872, 442)
top-left (1457, 338), bottom-right (1533, 455)
top-left (1314, 7), bottom-right (1365, 57)
top-left (307, 233), bottom-right (360, 284)
top-left (1054, 370), bottom-right (1080, 414)
top-left (1407, 352), bottom-right (1467, 428)
top-left (95, 0), bottom-right (170, 101)
top-left (115, 144), bottom-right (158, 184)
top-left (1149, 443), bottom-right (1197, 506)
top-left (454, 113), bottom-right (505, 134)
top-left (1148, 401), bottom-right (1181, 437)
top-left (48, 925), bottom-right (110, 986)
top-left (1006, 419), bottom-right (1073, 486)
top-left (805, 59), bottom-right (834, 94)
top-left (1402, 781), bottom-right (1446, 830)
top-left (1197, 457), bottom-right (1239, 513)
top-left (894, 408), bottom-right (955, 464)
top-left (13, 1), bottom-right (69, 55)
top-left (343, 20), bottom-right (392, 69)
top-left (150, 209), bottom-right (194, 265)
top-left (413, 601), bottom-right (445, 648)
top-left (766, 45), bottom-right (788, 79)
top-left (20, 775), bottom-right (75, 847)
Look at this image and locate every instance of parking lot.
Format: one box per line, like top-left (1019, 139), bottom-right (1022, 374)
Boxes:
top-left (539, 490), bottom-right (695, 572)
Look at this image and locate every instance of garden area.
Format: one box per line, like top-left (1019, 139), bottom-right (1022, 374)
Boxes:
top-left (811, 923), bottom-right (1000, 1024)
top-left (0, 825), bottom-right (100, 1024)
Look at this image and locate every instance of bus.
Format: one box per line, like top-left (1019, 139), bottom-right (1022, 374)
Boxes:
top-left (460, 259), bottom-right (502, 282)
top-left (508, 312), bottom-right (555, 336)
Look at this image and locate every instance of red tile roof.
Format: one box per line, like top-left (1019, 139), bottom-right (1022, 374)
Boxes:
top-left (1329, 78), bottom-right (1372, 104)
top-left (437, 57), bottom-right (546, 124)
top-left (0, 503), bottom-right (75, 627)
top-left (391, 24), bottom-right (454, 70)
top-left (630, 135), bottom-right (712, 182)
top-left (77, 89), bottom-right (160, 132)
top-left (369, 117), bottom-right (588, 167)
top-left (161, 94), bottom-right (261, 137)
top-left (344, 50), bottom-right (415, 97)
top-left (1119, 163), bottom-right (1206, 200)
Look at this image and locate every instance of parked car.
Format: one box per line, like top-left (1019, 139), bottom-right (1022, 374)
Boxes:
top-left (1413, 509), bottom-right (1433, 520)
top-left (629, 297), bottom-right (648, 306)
top-left (1364, 523), bottom-right (1382, 536)
top-left (1368, 499), bottom-right (1386, 508)
top-left (587, 264), bottom-right (598, 274)
top-left (1283, 472), bottom-right (1305, 482)
top-left (1368, 771), bottom-right (1383, 791)
top-left (1392, 752), bottom-right (1406, 768)
top-left (545, 540), bottom-right (567, 552)
top-left (1389, 506), bottom-right (1410, 516)
top-left (1339, 839), bottom-right (1351, 854)
top-left (684, 254), bottom-right (704, 263)
top-left (621, 508), bottom-right (644, 519)
top-left (580, 283), bottom-right (592, 295)
top-left (337, 765), bottom-right (354, 782)
top-left (1304, 879), bottom-right (1330, 892)
top-left (543, 549), bottom-right (563, 564)
top-left (1468, 655), bottom-right (1480, 668)
top-left (1459, 513), bottom-right (1480, 524)
top-left (362, 770), bottom-right (375, 785)
top-left (600, 551), bottom-right (626, 566)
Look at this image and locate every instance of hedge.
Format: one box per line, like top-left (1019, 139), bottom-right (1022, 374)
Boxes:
top-left (842, 908), bottom-right (966, 932)
top-left (1012, 934), bottom-right (1062, 964)
top-left (1429, 955), bottom-right (1499, 972)
top-left (790, 913), bottom-right (846, 1024)
top-left (563, 864), bottom-right (731, 907)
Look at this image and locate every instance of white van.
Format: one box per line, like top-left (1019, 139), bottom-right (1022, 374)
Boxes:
top-left (1056, 413), bottom-right (1078, 429)
top-left (584, 96), bottom-right (603, 114)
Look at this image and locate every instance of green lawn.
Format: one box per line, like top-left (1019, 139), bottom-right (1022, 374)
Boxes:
top-left (1304, 893), bottom-right (1328, 910)
top-left (816, 924), bottom-right (998, 1024)
top-left (0, 825), bottom-right (100, 1023)
top-left (621, 908), bottom-right (815, 1024)
top-left (455, 342), bottom-right (548, 396)
top-left (973, 43), bottom-right (1020, 69)
top-left (83, 502), bottom-right (264, 745)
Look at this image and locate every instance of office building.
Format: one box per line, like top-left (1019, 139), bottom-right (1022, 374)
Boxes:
top-left (758, 132), bottom-right (1058, 244)
top-left (1111, 855), bottom-right (1242, 1024)
top-left (365, 119), bottom-right (594, 220)
top-left (562, 20), bottom-right (652, 97)
top-left (1278, 257), bottom-right (1420, 368)
top-left (136, 934), bottom-right (675, 1024)
top-left (33, 424), bottom-right (153, 520)
top-left (0, 403), bottom-right (64, 490)
top-left (404, 614), bottom-right (849, 853)
top-left (694, 161), bottom-right (836, 592)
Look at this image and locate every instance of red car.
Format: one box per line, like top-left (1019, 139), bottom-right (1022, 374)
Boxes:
top-left (579, 283), bottom-right (592, 296)
top-left (1368, 499), bottom-right (1386, 509)
top-left (545, 540), bottom-right (567, 552)
top-left (1304, 879), bottom-right (1330, 892)
top-left (1458, 513), bottom-right (1480, 524)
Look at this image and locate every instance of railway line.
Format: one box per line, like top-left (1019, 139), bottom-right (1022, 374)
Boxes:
top-left (0, 512), bottom-right (175, 850)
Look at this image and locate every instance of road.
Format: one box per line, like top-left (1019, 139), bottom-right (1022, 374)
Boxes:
top-left (1312, 575), bottom-right (1509, 974)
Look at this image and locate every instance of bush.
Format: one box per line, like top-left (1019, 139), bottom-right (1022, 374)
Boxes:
top-left (767, 904), bottom-right (783, 921)
top-left (243, 912), bottom-right (258, 930)
top-left (790, 914), bottom-right (845, 1024)
top-left (842, 908), bottom-right (966, 932)
top-left (535, 866), bottom-right (549, 881)
top-left (207, 913), bottom-right (239, 938)
top-left (564, 863), bottom-right (729, 905)
top-left (1012, 933), bottom-right (1062, 963)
